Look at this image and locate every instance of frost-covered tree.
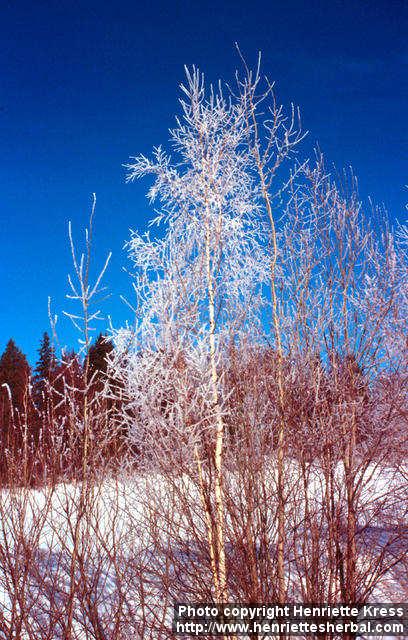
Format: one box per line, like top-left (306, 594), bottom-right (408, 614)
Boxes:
top-left (110, 58), bottom-right (306, 601)
top-left (113, 67), bottom-right (272, 600)
top-left (110, 56), bottom-right (407, 608)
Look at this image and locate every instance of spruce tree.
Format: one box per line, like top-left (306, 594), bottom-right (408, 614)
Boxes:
top-left (87, 334), bottom-right (113, 383)
top-left (33, 332), bottom-right (56, 410)
top-left (0, 340), bottom-right (31, 456)
top-left (0, 339), bottom-right (31, 413)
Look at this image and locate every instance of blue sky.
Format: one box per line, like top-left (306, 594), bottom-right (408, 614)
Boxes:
top-left (0, 0), bottom-right (407, 363)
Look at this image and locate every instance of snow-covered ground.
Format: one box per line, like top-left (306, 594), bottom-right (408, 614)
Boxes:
top-left (0, 462), bottom-right (406, 638)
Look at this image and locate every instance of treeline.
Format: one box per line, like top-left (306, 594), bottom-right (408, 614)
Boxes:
top-left (0, 332), bottom-right (125, 485)
top-left (3, 326), bottom-right (404, 491)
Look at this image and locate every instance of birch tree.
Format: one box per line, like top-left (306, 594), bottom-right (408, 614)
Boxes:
top-left (111, 66), bottom-right (274, 601)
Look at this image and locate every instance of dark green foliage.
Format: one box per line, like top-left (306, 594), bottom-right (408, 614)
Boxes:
top-left (0, 339), bottom-right (31, 460)
top-left (32, 332), bottom-right (57, 409)
top-left (0, 339), bottom-right (30, 414)
top-left (86, 334), bottom-right (113, 391)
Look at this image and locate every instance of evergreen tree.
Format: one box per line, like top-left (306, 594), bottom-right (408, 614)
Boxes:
top-left (86, 334), bottom-right (113, 386)
top-left (33, 332), bottom-right (56, 409)
top-left (0, 340), bottom-right (31, 458)
top-left (53, 349), bottom-right (84, 413)
top-left (0, 339), bottom-right (31, 414)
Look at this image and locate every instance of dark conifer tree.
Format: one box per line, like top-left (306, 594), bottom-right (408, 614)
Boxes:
top-left (33, 332), bottom-right (56, 410)
top-left (85, 334), bottom-right (126, 459)
top-left (0, 339), bottom-right (31, 414)
top-left (0, 339), bottom-right (31, 458)
top-left (87, 334), bottom-right (112, 374)
top-left (86, 334), bottom-right (113, 391)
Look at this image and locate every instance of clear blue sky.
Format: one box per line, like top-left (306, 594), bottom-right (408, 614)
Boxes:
top-left (0, 0), bottom-right (407, 364)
